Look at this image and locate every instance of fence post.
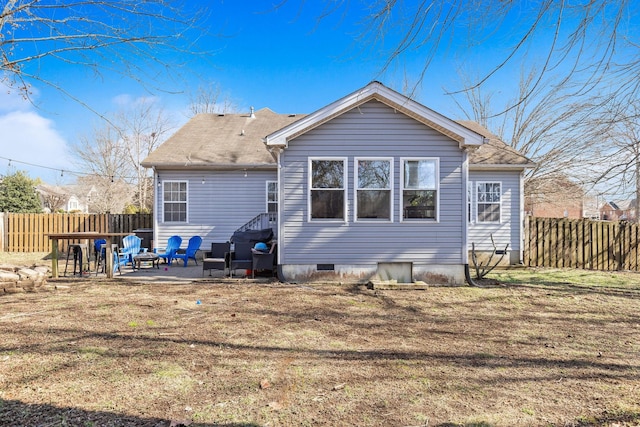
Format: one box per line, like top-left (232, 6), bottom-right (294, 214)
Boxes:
top-left (0, 212), bottom-right (5, 252)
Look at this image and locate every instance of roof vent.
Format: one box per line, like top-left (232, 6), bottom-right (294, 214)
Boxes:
top-left (218, 113), bottom-right (225, 117)
top-left (288, 114), bottom-right (296, 117)
top-left (250, 106), bottom-right (255, 118)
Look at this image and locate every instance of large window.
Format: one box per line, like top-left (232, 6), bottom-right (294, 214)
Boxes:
top-left (401, 158), bottom-right (438, 220)
top-left (162, 181), bottom-right (187, 222)
top-left (266, 181), bottom-right (278, 214)
top-left (355, 158), bottom-right (392, 221)
top-left (476, 182), bottom-right (501, 223)
top-left (309, 158), bottom-right (346, 220)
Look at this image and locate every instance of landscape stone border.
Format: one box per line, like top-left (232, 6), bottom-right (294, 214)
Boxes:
top-left (0, 265), bottom-right (50, 293)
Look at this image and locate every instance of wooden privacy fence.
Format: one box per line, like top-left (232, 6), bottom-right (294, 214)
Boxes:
top-left (524, 217), bottom-right (640, 271)
top-left (0, 213), bottom-right (153, 253)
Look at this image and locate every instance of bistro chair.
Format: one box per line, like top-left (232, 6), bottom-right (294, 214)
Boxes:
top-left (63, 243), bottom-right (90, 276)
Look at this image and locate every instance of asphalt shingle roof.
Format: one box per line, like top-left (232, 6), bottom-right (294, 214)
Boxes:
top-left (457, 120), bottom-right (535, 168)
top-left (142, 109), bottom-right (533, 169)
top-left (141, 108), bottom-right (305, 169)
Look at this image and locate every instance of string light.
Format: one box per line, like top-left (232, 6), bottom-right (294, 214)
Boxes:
top-left (0, 155), bottom-right (141, 180)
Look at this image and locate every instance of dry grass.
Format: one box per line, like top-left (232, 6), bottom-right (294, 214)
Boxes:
top-left (0, 254), bottom-right (639, 426)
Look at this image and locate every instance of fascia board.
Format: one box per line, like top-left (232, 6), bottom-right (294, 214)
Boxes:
top-left (470, 163), bottom-right (536, 171)
top-left (265, 82), bottom-right (485, 148)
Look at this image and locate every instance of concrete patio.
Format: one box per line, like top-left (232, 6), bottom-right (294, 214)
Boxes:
top-left (111, 257), bottom-right (277, 283)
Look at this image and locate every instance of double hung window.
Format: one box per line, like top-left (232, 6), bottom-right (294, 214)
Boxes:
top-left (476, 182), bottom-right (501, 222)
top-left (401, 158), bottom-right (438, 220)
top-left (309, 158), bottom-right (346, 220)
top-left (162, 181), bottom-right (187, 222)
top-left (266, 181), bottom-right (278, 214)
top-left (355, 158), bottom-right (392, 221)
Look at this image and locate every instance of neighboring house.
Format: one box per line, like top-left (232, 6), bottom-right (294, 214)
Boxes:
top-left (36, 184), bottom-right (96, 213)
top-left (524, 175), bottom-right (586, 219)
top-left (601, 199), bottom-right (637, 221)
top-left (141, 82), bottom-right (534, 284)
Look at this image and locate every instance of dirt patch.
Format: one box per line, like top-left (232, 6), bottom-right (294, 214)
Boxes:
top-left (0, 277), bottom-right (639, 426)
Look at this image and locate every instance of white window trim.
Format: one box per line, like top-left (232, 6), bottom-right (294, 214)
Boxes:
top-left (308, 157), bottom-right (348, 223)
top-left (476, 181), bottom-right (502, 224)
top-left (400, 157), bottom-right (440, 222)
top-left (353, 157), bottom-right (394, 223)
top-left (468, 181), bottom-right (474, 224)
top-left (162, 180), bottom-right (189, 223)
top-left (266, 180), bottom-right (278, 213)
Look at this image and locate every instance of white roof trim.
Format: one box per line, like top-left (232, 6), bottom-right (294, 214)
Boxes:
top-left (264, 81), bottom-right (485, 148)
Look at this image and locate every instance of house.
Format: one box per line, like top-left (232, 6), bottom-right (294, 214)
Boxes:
top-left (601, 199), bottom-right (637, 221)
top-left (524, 175), bottom-right (586, 219)
top-left (36, 183), bottom-right (96, 213)
top-left (141, 82), bottom-right (534, 284)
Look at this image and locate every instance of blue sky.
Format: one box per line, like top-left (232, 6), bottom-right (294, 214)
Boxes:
top-left (0, 1), bottom-right (607, 184)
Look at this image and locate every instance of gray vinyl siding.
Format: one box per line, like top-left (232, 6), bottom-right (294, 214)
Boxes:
top-left (280, 100), bottom-right (465, 266)
top-left (154, 169), bottom-right (276, 250)
top-left (468, 170), bottom-right (522, 251)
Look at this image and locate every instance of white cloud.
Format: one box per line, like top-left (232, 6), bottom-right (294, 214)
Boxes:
top-left (112, 93), bottom-right (160, 108)
top-left (0, 109), bottom-right (71, 183)
top-left (0, 83), bottom-right (39, 113)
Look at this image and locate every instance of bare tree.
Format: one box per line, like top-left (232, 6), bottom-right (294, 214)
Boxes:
top-left (35, 184), bottom-right (68, 212)
top-left (187, 83), bottom-right (239, 116)
top-left (71, 123), bottom-right (133, 213)
top-left (72, 102), bottom-right (173, 212)
top-left (76, 174), bottom-right (131, 214)
top-left (453, 66), bottom-right (605, 186)
top-left (113, 102), bottom-right (174, 212)
top-left (589, 101), bottom-right (640, 222)
top-left (1, 1), bottom-right (207, 110)
top-left (293, 1), bottom-right (638, 111)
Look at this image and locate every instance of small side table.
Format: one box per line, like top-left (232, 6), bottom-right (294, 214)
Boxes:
top-left (133, 253), bottom-right (160, 271)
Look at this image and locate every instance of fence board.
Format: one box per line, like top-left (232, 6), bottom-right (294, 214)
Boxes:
top-left (1, 213), bottom-right (151, 252)
top-left (524, 217), bottom-right (640, 272)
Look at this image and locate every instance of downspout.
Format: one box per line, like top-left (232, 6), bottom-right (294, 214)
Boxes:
top-left (153, 168), bottom-right (160, 250)
top-left (465, 264), bottom-right (480, 287)
top-left (462, 148), bottom-right (469, 266)
top-left (274, 147), bottom-right (288, 283)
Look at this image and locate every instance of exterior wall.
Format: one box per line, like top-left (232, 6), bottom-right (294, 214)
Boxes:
top-left (154, 169), bottom-right (276, 251)
top-left (279, 100), bottom-right (466, 284)
top-left (468, 169), bottom-right (523, 264)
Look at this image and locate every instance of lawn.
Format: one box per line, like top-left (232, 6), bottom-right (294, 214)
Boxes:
top-left (1, 254), bottom-right (639, 426)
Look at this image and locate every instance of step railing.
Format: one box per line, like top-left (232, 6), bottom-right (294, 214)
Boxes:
top-left (235, 212), bottom-right (277, 236)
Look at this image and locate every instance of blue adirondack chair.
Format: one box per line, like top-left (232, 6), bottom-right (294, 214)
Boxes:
top-left (173, 236), bottom-right (202, 267)
top-left (113, 235), bottom-right (142, 272)
top-left (155, 235), bottom-right (182, 265)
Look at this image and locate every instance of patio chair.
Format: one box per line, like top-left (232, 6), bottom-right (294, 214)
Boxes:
top-left (155, 235), bottom-right (182, 265)
top-left (94, 238), bottom-right (107, 275)
top-left (112, 244), bottom-right (129, 273)
top-left (119, 235), bottom-right (143, 266)
top-left (202, 241), bottom-right (230, 276)
top-left (173, 235), bottom-right (202, 267)
top-left (229, 241), bottom-right (253, 278)
top-left (251, 242), bottom-right (277, 279)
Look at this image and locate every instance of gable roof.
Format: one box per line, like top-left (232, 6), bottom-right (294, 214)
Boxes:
top-left (265, 81), bottom-right (486, 148)
top-left (457, 121), bottom-right (535, 169)
top-left (142, 84), bottom-right (533, 170)
top-left (141, 108), bottom-right (304, 169)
